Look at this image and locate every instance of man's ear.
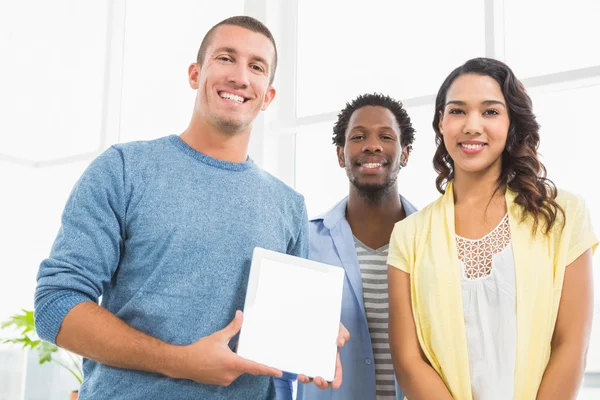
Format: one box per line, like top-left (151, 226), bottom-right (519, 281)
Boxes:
top-left (260, 86), bottom-right (277, 111)
top-left (336, 146), bottom-right (345, 168)
top-left (400, 145), bottom-right (411, 167)
top-left (188, 63), bottom-right (200, 89)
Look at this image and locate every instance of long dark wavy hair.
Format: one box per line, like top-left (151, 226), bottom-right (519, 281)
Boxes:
top-left (432, 57), bottom-right (564, 233)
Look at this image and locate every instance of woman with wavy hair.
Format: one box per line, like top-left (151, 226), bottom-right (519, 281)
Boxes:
top-left (387, 57), bottom-right (597, 400)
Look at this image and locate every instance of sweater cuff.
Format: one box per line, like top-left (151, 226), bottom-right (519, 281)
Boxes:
top-left (35, 291), bottom-right (95, 344)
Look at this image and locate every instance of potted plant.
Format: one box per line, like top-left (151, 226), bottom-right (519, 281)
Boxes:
top-left (1, 309), bottom-right (82, 399)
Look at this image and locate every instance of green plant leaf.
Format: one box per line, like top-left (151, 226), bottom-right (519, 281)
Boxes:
top-left (2, 310), bottom-right (81, 384)
top-left (2, 336), bottom-right (39, 350)
top-left (1, 310), bottom-right (35, 335)
top-left (38, 341), bottom-right (58, 364)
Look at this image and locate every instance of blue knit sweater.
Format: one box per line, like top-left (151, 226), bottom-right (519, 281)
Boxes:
top-left (34, 135), bottom-right (308, 399)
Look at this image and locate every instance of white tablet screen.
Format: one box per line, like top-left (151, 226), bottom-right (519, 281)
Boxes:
top-left (237, 248), bottom-right (345, 381)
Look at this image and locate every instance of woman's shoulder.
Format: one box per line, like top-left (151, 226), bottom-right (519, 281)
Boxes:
top-left (555, 188), bottom-right (586, 210)
top-left (542, 188), bottom-right (589, 236)
top-left (394, 195), bottom-right (444, 236)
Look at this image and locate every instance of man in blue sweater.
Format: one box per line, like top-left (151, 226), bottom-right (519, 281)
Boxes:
top-left (34, 16), bottom-right (346, 399)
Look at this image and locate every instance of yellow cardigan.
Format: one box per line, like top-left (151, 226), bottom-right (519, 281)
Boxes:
top-left (388, 182), bottom-right (597, 399)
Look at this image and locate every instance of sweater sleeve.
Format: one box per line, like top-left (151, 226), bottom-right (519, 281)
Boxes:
top-left (34, 146), bottom-right (127, 344)
top-left (287, 201), bottom-right (309, 259)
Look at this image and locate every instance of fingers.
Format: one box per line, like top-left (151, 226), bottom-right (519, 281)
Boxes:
top-left (220, 310), bottom-right (243, 340)
top-left (331, 351), bottom-right (343, 389)
top-left (235, 356), bottom-right (282, 378)
top-left (298, 375), bottom-right (333, 390)
top-left (337, 323), bottom-right (350, 347)
top-left (306, 351), bottom-right (343, 390)
top-left (255, 363), bottom-right (283, 378)
top-left (312, 376), bottom-right (329, 389)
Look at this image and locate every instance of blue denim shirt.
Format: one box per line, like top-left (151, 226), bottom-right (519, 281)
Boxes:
top-left (295, 195), bottom-right (417, 400)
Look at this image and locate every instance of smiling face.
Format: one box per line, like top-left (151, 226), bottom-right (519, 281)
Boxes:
top-left (439, 73), bottom-right (510, 177)
top-left (188, 24), bottom-right (276, 135)
top-left (337, 106), bottom-right (409, 200)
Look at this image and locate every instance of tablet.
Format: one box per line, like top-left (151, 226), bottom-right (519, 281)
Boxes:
top-left (236, 247), bottom-right (345, 382)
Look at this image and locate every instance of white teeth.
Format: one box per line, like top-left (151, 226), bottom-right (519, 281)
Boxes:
top-left (461, 143), bottom-right (484, 149)
top-left (362, 163), bottom-right (382, 168)
top-left (219, 92), bottom-right (245, 103)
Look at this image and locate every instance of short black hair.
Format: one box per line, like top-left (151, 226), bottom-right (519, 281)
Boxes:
top-left (332, 93), bottom-right (416, 149)
top-left (196, 16), bottom-right (278, 85)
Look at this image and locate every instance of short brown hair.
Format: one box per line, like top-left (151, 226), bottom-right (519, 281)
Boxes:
top-left (196, 16), bottom-right (278, 85)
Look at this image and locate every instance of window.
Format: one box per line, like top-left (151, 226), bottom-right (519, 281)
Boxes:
top-left (0, 1), bottom-right (110, 161)
top-left (296, 0), bottom-right (485, 117)
top-left (504, 0), bottom-right (600, 78)
top-left (295, 122), bottom-right (347, 218)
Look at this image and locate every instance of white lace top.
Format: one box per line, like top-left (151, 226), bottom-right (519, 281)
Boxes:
top-left (457, 214), bottom-right (517, 400)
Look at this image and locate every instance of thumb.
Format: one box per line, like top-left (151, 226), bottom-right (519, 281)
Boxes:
top-left (220, 310), bottom-right (243, 340)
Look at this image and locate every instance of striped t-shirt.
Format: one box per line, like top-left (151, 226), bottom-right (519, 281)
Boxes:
top-left (354, 237), bottom-right (396, 399)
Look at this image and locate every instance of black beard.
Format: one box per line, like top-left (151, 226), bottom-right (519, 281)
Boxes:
top-left (349, 176), bottom-right (398, 203)
top-left (346, 161), bottom-right (401, 203)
